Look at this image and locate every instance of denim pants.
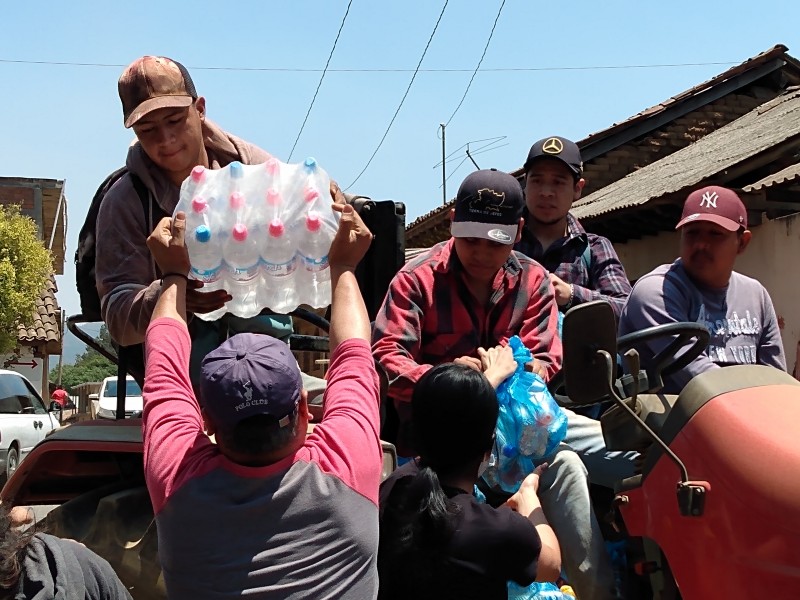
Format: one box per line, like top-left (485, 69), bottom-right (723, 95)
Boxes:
top-left (538, 446), bottom-right (617, 600)
top-left (562, 408), bottom-right (638, 489)
top-left (537, 410), bottom-right (638, 600)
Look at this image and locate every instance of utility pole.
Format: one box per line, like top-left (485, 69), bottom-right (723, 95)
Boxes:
top-left (57, 309), bottom-right (65, 386)
top-left (440, 123), bottom-right (446, 205)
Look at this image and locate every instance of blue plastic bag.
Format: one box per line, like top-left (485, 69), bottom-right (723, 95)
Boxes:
top-left (482, 336), bottom-right (567, 494)
top-left (508, 580), bottom-right (573, 600)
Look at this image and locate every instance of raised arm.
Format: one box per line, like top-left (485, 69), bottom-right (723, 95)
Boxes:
top-left (328, 204), bottom-right (373, 350)
top-left (146, 213), bottom-right (191, 325)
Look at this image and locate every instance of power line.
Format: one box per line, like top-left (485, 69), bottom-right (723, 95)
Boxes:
top-left (0, 58), bottom-right (738, 73)
top-left (433, 136), bottom-right (507, 168)
top-left (287, 0), bottom-right (352, 161)
top-left (343, 0), bottom-right (450, 191)
top-left (445, 0), bottom-right (506, 126)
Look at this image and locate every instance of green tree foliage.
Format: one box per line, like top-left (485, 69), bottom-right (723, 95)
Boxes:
top-left (0, 205), bottom-right (53, 354)
top-left (49, 325), bottom-right (117, 393)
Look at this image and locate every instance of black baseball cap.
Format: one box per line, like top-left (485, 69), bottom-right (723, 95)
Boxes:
top-left (524, 136), bottom-right (583, 177)
top-left (450, 169), bottom-right (524, 245)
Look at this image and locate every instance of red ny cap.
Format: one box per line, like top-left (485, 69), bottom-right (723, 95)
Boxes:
top-left (675, 186), bottom-right (747, 232)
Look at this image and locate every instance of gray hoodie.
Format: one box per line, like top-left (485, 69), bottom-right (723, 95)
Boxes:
top-left (95, 119), bottom-right (271, 346)
top-left (14, 533), bottom-right (131, 600)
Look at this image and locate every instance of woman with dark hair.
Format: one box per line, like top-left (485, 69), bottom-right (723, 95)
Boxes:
top-left (378, 346), bottom-right (560, 599)
top-left (0, 506), bottom-right (132, 599)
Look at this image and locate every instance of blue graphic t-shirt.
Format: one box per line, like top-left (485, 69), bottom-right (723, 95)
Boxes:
top-left (618, 259), bottom-right (786, 393)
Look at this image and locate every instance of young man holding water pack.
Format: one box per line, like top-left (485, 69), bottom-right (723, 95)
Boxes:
top-left (95, 55), bottom-right (344, 387)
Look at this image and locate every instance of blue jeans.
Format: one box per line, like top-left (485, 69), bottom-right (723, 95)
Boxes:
top-left (535, 410), bottom-right (637, 600)
top-left (538, 446), bottom-right (617, 600)
top-left (562, 408), bottom-right (638, 489)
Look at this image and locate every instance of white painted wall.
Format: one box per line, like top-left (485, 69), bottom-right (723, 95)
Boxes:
top-left (614, 213), bottom-right (800, 375)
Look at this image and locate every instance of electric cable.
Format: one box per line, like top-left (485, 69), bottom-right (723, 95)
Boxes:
top-left (343, 0), bottom-right (450, 191)
top-left (287, 0), bottom-right (353, 161)
top-left (445, 0), bottom-right (506, 126)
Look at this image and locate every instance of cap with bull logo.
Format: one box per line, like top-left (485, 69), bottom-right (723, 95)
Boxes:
top-left (450, 169), bottom-right (524, 245)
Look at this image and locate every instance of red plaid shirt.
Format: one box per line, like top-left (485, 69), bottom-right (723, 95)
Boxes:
top-left (372, 239), bottom-right (562, 448)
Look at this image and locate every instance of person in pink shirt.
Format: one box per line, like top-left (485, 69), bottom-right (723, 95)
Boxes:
top-left (50, 386), bottom-right (69, 408)
top-left (142, 204), bottom-right (381, 599)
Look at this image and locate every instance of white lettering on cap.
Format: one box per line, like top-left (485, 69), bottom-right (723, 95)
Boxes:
top-left (487, 229), bottom-right (511, 242)
top-left (699, 191), bottom-right (718, 209)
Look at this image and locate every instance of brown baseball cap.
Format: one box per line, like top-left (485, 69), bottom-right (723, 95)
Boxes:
top-left (118, 56), bottom-right (198, 128)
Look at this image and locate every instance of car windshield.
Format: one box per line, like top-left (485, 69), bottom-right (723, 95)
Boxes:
top-left (103, 380), bottom-right (142, 397)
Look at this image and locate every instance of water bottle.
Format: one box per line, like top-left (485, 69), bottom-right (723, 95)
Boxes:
top-left (259, 219), bottom-right (299, 313)
top-left (222, 223), bottom-right (262, 318)
top-left (514, 400), bottom-right (549, 458)
top-left (286, 157), bottom-right (329, 214)
top-left (296, 211), bottom-right (333, 307)
top-left (186, 223), bottom-right (223, 285)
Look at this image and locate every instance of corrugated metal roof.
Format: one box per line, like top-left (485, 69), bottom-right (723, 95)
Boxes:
top-left (572, 89), bottom-right (800, 220)
top-left (744, 162), bottom-right (800, 191)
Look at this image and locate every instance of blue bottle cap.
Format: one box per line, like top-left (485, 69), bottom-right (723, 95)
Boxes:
top-left (303, 157), bottom-right (317, 171)
top-left (195, 225), bottom-right (212, 243)
top-left (229, 161), bottom-right (243, 179)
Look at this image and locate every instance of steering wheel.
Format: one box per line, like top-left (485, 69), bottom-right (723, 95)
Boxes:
top-left (547, 322), bottom-right (710, 404)
top-left (616, 322), bottom-right (709, 380)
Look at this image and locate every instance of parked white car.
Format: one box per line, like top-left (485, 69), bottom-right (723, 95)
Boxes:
top-left (91, 376), bottom-right (143, 420)
top-left (0, 369), bottom-right (61, 481)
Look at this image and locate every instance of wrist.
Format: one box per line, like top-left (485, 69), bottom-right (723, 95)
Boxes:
top-left (563, 283), bottom-right (575, 309)
top-left (160, 272), bottom-right (189, 286)
top-left (330, 264), bottom-right (357, 275)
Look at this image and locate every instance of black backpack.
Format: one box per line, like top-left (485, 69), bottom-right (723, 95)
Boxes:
top-left (74, 168), bottom-right (167, 388)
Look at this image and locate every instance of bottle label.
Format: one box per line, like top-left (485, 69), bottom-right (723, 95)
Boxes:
top-left (190, 265), bottom-right (221, 283)
top-left (263, 257), bottom-right (297, 278)
top-left (227, 262), bottom-right (260, 282)
top-left (299, 252), bottom-right (329, 272)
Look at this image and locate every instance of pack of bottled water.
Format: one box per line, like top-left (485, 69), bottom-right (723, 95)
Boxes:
top-left (174, 157), bottom-right (338, 321)
top-left (481, 336), bottom-right (568, 494)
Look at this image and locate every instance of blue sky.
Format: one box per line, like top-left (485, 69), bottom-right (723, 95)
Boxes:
top-left (2, 0), bottom-right (799, 333)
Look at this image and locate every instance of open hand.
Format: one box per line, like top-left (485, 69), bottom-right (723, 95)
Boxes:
top-left (146, 212), bottom-right (191, 276)
top-left (186, 280), bottom-right (232, 314)
top-left (505, 463), bottom-right (548, 513)
top-left (328, 204), bottom-right (373, 270)
top-left (478, 344), bottom-right (516, 388)
top-left (453, 356), bottom-right (482, 372)
top-left (329, 179), bottom-right (346, 205)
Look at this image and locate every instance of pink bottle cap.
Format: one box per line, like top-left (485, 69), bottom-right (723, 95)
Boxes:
top-left (190, 165), bottom-right (206, 183)
top-left (191, 196), bottom-right (207, 213)
top-left (265, 158), bottom-right (280, 175)
top-left (266, 188), bottom-right (281, 206)
top-left (268, 219), bottom-right (285, 237)
top-left (229, 192), bottom-right (245, 210)
top-left (306, 211), bottom-right (322, 232)
top-left (232, 223), bottom-right (248, 241)
top-left (304, 186), bottom-right (320, 203)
